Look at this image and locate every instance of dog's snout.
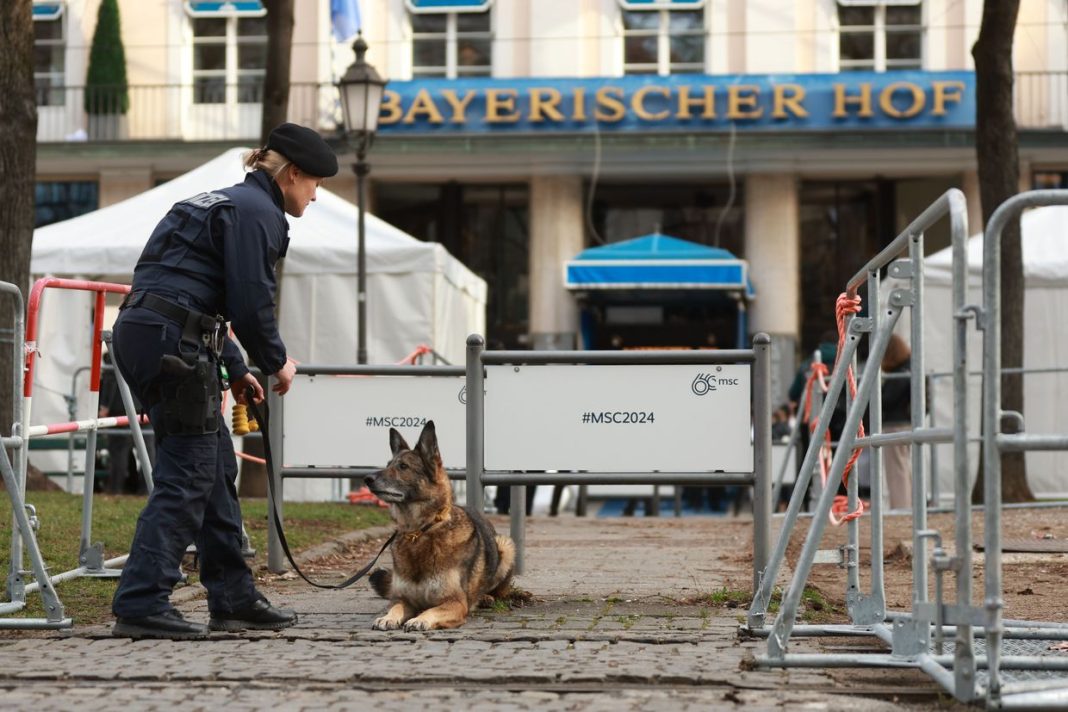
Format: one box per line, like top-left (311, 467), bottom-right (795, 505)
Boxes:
top-left (364, 472), bottom-right (379, 488)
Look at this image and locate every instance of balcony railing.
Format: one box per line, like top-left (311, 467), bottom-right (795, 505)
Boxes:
top-left (34, 72), bottom-right (1068, 144)
top-left (1015, 71), bottom-right (1068, 131)
top-left (36, 82), bottom-right (343, 143)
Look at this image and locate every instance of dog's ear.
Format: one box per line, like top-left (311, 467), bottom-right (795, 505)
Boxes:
top-left (389, 427), bottom-right (410, 456)
top-left (415, 420), bottom-right (442, 472)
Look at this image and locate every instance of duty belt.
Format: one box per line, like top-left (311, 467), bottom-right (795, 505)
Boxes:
top-left (121, 291), bottom-right (226, 358)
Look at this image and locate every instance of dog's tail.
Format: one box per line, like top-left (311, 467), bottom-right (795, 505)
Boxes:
top-left (488, 535), bottom-right (515, 597)
top-left (368, 568), bottom-right (392, 599)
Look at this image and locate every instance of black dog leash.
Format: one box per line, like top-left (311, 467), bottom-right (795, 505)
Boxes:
top-left (245, 389), bottom-right (395, 590)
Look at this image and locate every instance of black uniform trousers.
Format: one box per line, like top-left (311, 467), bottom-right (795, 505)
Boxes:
top-left (110, 306), bottom-right (258, 619)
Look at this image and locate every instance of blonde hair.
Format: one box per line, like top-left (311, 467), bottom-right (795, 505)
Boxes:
top-left (881, 333), bottom-right (911, 371)
top-left (242, 147), bottom-right (291, 179)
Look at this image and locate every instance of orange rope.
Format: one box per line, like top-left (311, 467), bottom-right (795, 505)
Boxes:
top-left (396, 344), bottom-right (433, 365)
top-left (826, 292), bottom-right (866, 525)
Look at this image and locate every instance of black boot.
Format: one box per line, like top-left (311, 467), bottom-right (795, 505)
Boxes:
top-left (113, 609), bottom-right (210, 639)
top-left (209, 597), bottom-right (297, 631)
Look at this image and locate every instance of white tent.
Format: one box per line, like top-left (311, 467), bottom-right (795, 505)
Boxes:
top-left (907, 205), bottom-right (1068, 500)
top-left (29, 148), bottom-right (486, 499)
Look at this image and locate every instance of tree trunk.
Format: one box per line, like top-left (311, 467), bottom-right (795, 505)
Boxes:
top-left (258, 0), bottom-right (295, 144)
top-left (0, 0), bottom-right (37, 437)
top-left (971, 0), bottom-right (1033, 504)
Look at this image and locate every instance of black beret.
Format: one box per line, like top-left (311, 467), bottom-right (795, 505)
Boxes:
top-left (266, 123), bottom-right (338, 178)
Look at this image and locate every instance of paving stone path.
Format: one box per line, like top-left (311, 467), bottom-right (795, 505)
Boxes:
top-left (0, 514), bottom-right (957, 711)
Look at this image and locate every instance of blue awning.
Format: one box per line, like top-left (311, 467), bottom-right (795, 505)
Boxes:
top-left (565, 233), bottom-right (755, 299)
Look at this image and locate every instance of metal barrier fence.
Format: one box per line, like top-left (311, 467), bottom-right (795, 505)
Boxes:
top-left (773, 363), bottom-right (1068, 513)
top-left (2, 278), bottom-right (152, 629)
top-left (747, 189), bottom-right (1068, 709)
top-left (267, 335), bottom-right (773, 588)
top-left (265, 363), bottom-right (468, 574)
top-left (0, 280), bottom-right (70, 629)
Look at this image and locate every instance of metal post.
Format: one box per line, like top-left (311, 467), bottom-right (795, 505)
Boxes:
top-left (103, 331), bottom-right (153, 492)
top-left (909, 230), bottom-right (929, 608)
top-left (266, 383), bottom-right (286, 573)
top-left (752, 333), bottom-right (772, 593)
top-left (66, 367), bottom-right (88, 492)
top-left (510, 485), bottom-right (525, 576)
top-left (2, 283), bottom-right (27, 604)
top-left (356, 150), bottom-right (369, 365)
top-left (78, 291), bottom-right (115, 577)
top-left (865, 268), bottom-right (886, 621)
top-left (948, 189), bottom-right (977, 699)
top-left (465, 334), bottom-right (485, 513)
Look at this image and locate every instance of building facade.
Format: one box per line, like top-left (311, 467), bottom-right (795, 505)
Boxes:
top-left (33, 0), bottom-right (1068, 399)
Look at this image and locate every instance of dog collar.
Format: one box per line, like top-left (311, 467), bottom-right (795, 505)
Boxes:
top-left (402, 508), bottom-right (450, 542)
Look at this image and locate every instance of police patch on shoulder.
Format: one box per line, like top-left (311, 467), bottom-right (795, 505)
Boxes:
top-left (183, 192), bottom-right (231, 209)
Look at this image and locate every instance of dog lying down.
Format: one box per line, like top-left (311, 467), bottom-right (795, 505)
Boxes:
top-left (364, 421), bottom-right (515, 631)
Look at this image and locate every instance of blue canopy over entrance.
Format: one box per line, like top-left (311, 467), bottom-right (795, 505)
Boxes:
top-left (565, 233), bottom-right (755, 349)
top-left (565, 233), bottom-right (755, 298)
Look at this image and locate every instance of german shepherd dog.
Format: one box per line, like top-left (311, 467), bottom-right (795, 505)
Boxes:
top-left (364, 421), bottom-right (515, 631)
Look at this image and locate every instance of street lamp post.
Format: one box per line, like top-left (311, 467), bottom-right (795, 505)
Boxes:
top-left (337, 33), bottom-right (386, 364)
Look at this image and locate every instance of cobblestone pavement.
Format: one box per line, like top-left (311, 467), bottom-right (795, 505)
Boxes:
top-left (0, 514), bottom-right (960, 711)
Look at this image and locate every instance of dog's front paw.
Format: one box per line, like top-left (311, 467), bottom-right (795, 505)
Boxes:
top-left (403, 617), bottom-right (432, 632)
top-left (372, 615), bottom-right (401, 631)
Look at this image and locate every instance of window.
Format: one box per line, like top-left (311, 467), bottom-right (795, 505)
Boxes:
top-left (35, 181), bottom-right (98, 228)
top-left (407, 0), bottom-right (492, 79)
top-left (34, 2), bottom-right (66, 107)
top-left (620, 0), bottom-right (705, 76)
top-left (376, 181), bottom-right (529, 349)
top-left (1034, 171), bottom-right (1068, 190)
top-left (186, 2), bottom-right (267, 104)
top-left (838, 0), bottom-right (923, 72)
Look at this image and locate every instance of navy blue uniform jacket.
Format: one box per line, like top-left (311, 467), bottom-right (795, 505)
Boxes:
top-left (131, 170), bottom-right (289, 381)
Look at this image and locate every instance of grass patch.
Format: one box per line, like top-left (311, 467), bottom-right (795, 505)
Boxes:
top-left (0, 491), bottom-right (390, 627)
top-left (691, 585), bottom-right (844, 623)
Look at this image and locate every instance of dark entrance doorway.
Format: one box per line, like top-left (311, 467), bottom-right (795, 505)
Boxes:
top-left (798, 180), bottom-right (896, 357)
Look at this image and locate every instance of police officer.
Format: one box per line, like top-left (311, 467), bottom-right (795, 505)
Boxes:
top-left (110, 123), bottom-right (338, 639)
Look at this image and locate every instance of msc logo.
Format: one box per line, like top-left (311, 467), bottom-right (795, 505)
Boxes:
top-left (692, 372), bottom-right (741, 395)
top-left (691, 373), bottom-right (717, 395)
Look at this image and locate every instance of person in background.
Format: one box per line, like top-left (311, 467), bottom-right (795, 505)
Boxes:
top-left (880, 333), bottom-right (914, 510)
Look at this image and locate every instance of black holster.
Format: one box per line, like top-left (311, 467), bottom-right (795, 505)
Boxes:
top-left (158, 355), bottom-right (220, 436)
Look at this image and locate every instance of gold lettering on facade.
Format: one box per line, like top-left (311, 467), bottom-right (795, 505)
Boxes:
top-left (441, 89), bottom-right (477, 123)
top-left (402, 89), bottom-right (445, 124)
top-left (879, 82), bottom-right (925, 118)
top-left (572, 87), bottom-right (587, 121)
top-left (378, 90), bottom-right (403, 125)
top-left (594, 86), bottom-right (626, 121)
top-left (772, 83), bottom-right (808, 119)
top-left (485, 89), bottom-right (521, 122)
top-left (631, 86), bottom-right (671, 120)
top-left (832, 83), bottom-right (873, 118)
top-left (931, 80), bottom-right (965, 116)
top-left (529, 88), bottom-right (565, 122)
top-left (674, 85), bottom-right (716, 120)
top-left (727, 85), bottom-right (763, 119)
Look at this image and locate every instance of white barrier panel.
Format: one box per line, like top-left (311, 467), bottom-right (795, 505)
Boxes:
top-left (484, 364), bottom-right (753, 472)
top-left (282, 374), bottom-right (467, 469)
